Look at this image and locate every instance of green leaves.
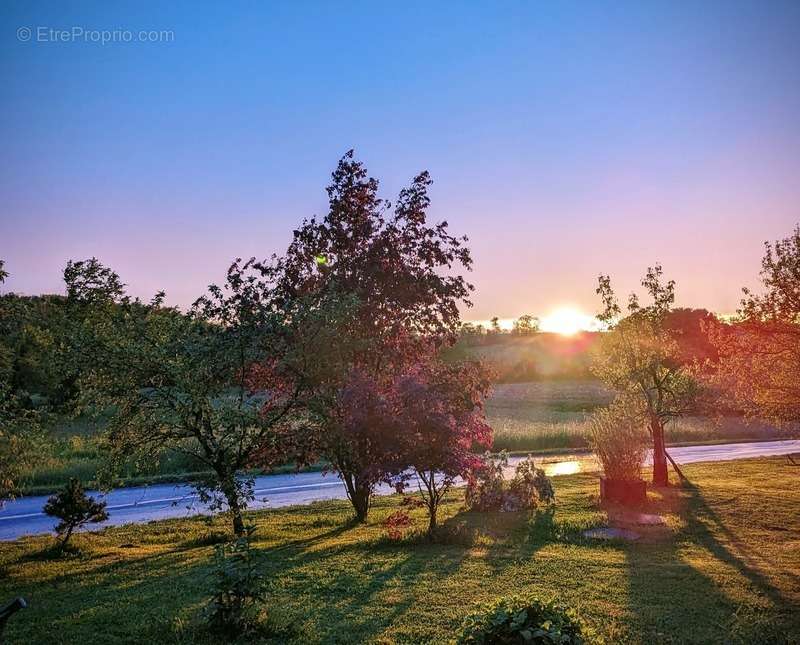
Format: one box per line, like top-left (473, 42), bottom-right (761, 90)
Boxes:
top-left (454, 594), bottom-right (590, 644)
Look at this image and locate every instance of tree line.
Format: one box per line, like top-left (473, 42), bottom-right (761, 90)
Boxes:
top-left (2, 151), bottom-right (799, 533)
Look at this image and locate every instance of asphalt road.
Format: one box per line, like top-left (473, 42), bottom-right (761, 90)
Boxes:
top-left (1, 439), bottom-right (797, 541)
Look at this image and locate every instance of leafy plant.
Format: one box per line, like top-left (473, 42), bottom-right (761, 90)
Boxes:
top-left (509, 457), bottom-right (555, 507)
top-left (43, 478), bottom-right (108, 550)
top-left (205, 526), bottom-right (266, 638)
top-left (465, 453), bottom-right (555, 512)
top-left (587, 397), bottom-right (649, 481)
top-left (455, 594), bottom-right (589, 644)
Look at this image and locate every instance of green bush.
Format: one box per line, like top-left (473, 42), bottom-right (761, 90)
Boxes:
top-left (455, 594), bottom-right (589, 644)
top-left (204, 526), bottom-right (266, 638)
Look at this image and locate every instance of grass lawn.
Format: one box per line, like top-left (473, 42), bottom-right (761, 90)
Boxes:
top-left (2, 457), bottom-right (798, 644)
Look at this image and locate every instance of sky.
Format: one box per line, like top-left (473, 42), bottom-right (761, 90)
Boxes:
top-left (1, 1), bottom-right (799, 322)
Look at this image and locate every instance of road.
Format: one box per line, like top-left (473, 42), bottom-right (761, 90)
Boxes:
top-left (1, 439), bottom-right (798, 541)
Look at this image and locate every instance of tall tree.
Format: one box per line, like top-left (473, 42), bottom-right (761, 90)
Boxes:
top-left (709, 226), bottom-right (800, 429)
top-left (68, 258), bottom-right (305, 536)
top-left (272, 151), bottom-right (475, 520)
top-left (593, 265), bottom-right (697, 486)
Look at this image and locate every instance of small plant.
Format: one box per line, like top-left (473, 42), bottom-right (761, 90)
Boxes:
top-left (382, 510), bottom-right (413, 541)
top-left (382, 496), bottom-right (424, 540)
top-left (466, 453), bottom-right (554, 512)
top-left (205, 525), bottom-right (266, 638)
top-left (588, 397), bottom-right (649, 481)
top-left (43, 478), bottom-right (108, 551)
top-left (465, 452), bottom-right (508, 512)
top-left (455, 594), bottom-right (589, 644)
top-left (509, 457), bottom-right (555, 508)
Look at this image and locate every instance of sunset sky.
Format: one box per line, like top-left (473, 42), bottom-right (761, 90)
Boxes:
top-left (2, 1), bottom-right (799, 322)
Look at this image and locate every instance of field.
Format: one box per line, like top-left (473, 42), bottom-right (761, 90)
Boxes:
top-left (21, 379), bottom-right (785, 495)
top-left (1, 457), bottom-right (798, 643)
top-left (487, 380), bottom-right (783, 453)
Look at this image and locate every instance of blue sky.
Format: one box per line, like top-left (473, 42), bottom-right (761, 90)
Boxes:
top-left (2, 1), bottom-right (799, 319)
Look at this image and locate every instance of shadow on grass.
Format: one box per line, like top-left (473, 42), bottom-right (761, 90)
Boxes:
top-left (622, 481), bottom-right (797, 643)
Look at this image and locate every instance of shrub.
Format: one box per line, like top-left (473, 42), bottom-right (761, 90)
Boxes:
top-left (43, 478), bottom-right (108, 550)
top-left (587, 397), bottom-right (648, 481)
top-left (455, 594), bottom-right (589, 644)
top-left (509, 458), bottom-right (555, 507)
top-left (205, 526), bottom-right (266, 637)
top-left (382, 496), bottom-right (424, 540)
top-left (465, 453), bottom-right (554, 512)
top-left (465, 452), bottom-right (508, 511)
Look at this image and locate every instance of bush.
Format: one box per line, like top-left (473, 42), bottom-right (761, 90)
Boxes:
top-left (466, 453), bottom-right (554, 512)
top-left (382, 496), bottom-right (424, 540)
top-left (587, 397), bottom-right (648, 481)
top-left (43, 478), bottom-right (108, 550)
top-left (205, 526), bottom-right (266, 638)
top-left (455, 594), bottom-right (589, 644)
top-left (509, 458), bottom-right (555, 507)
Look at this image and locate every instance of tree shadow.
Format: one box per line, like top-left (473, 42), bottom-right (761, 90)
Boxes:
top-left (681, 481), bottom-right (797, 608)
top-left (622, 481), bottom-right (798, 643)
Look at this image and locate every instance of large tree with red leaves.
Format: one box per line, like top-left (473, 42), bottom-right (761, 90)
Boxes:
top-left (273, 151), bottom-right (477, 520)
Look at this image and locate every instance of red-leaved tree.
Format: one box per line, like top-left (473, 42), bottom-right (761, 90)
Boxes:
top-left (394, 361), bottom-right (493, 537)
top-left (270, 151), bottom-right (476, 521)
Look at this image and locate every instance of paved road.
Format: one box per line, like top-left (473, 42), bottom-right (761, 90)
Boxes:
top-left (1, 439), bottom-right (797, 541)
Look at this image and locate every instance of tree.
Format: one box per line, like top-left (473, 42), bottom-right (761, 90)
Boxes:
top-left (43, 478), bottom-right (108, 549)
top-left (489, 316), bottom-right (502, 337)
top-left (0, 260), bottom-right (48, 504)
top-left (663, 308), bottom-right (718, 365)
top-left (512, 314), bottom-right (539, 336)
top-left (0, 384), bottom-right (43, 504)
top-left (395, 360), bottom-right (492, 536)
top-left (272, 151), bottom-right (475, 521)
top-left (68, 258), bottom-right (305, 536)
top-left (593, 265), bottom-right (698, 486)
top-left (709, 226), bottom-right (800, 429)
top-left (317, 370), bottom-right (408, 521)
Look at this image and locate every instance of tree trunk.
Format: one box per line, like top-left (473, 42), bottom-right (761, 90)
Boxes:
top-left (427, 500), bottom-right (438, 538)
top-left (650, 417), bottom-right (669, 487)
top-left (221, 475), bottom-right (246, 537)
top-left (342, 472), bottom-right (371, 522)
top-left (60, 525), bottom-right (74, 550)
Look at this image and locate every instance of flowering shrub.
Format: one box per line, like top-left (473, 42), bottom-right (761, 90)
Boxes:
top-left (465, 453), bottom-right (554, 512)
top-left (455, 594), bottom-right (589, 644)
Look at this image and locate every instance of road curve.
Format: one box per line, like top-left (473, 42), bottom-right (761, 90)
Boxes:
top-left (1, 439), bottom-right (797, 541)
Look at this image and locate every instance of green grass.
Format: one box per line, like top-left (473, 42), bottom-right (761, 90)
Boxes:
top-left (2, 457), bottom-right (798, 643)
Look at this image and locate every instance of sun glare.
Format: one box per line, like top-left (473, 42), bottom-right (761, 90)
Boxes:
top-left (540, 307), bottom-right (594, 336)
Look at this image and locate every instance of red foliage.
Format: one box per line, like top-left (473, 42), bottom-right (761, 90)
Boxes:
top-left (392, 361), bottom-right (493, 534)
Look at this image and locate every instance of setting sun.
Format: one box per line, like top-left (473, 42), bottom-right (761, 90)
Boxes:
top-left (539, 307), bottom-right (596, 336)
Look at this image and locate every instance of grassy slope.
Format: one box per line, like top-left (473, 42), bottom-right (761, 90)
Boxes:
top-left (2, 457), bottom-right (799, 644)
